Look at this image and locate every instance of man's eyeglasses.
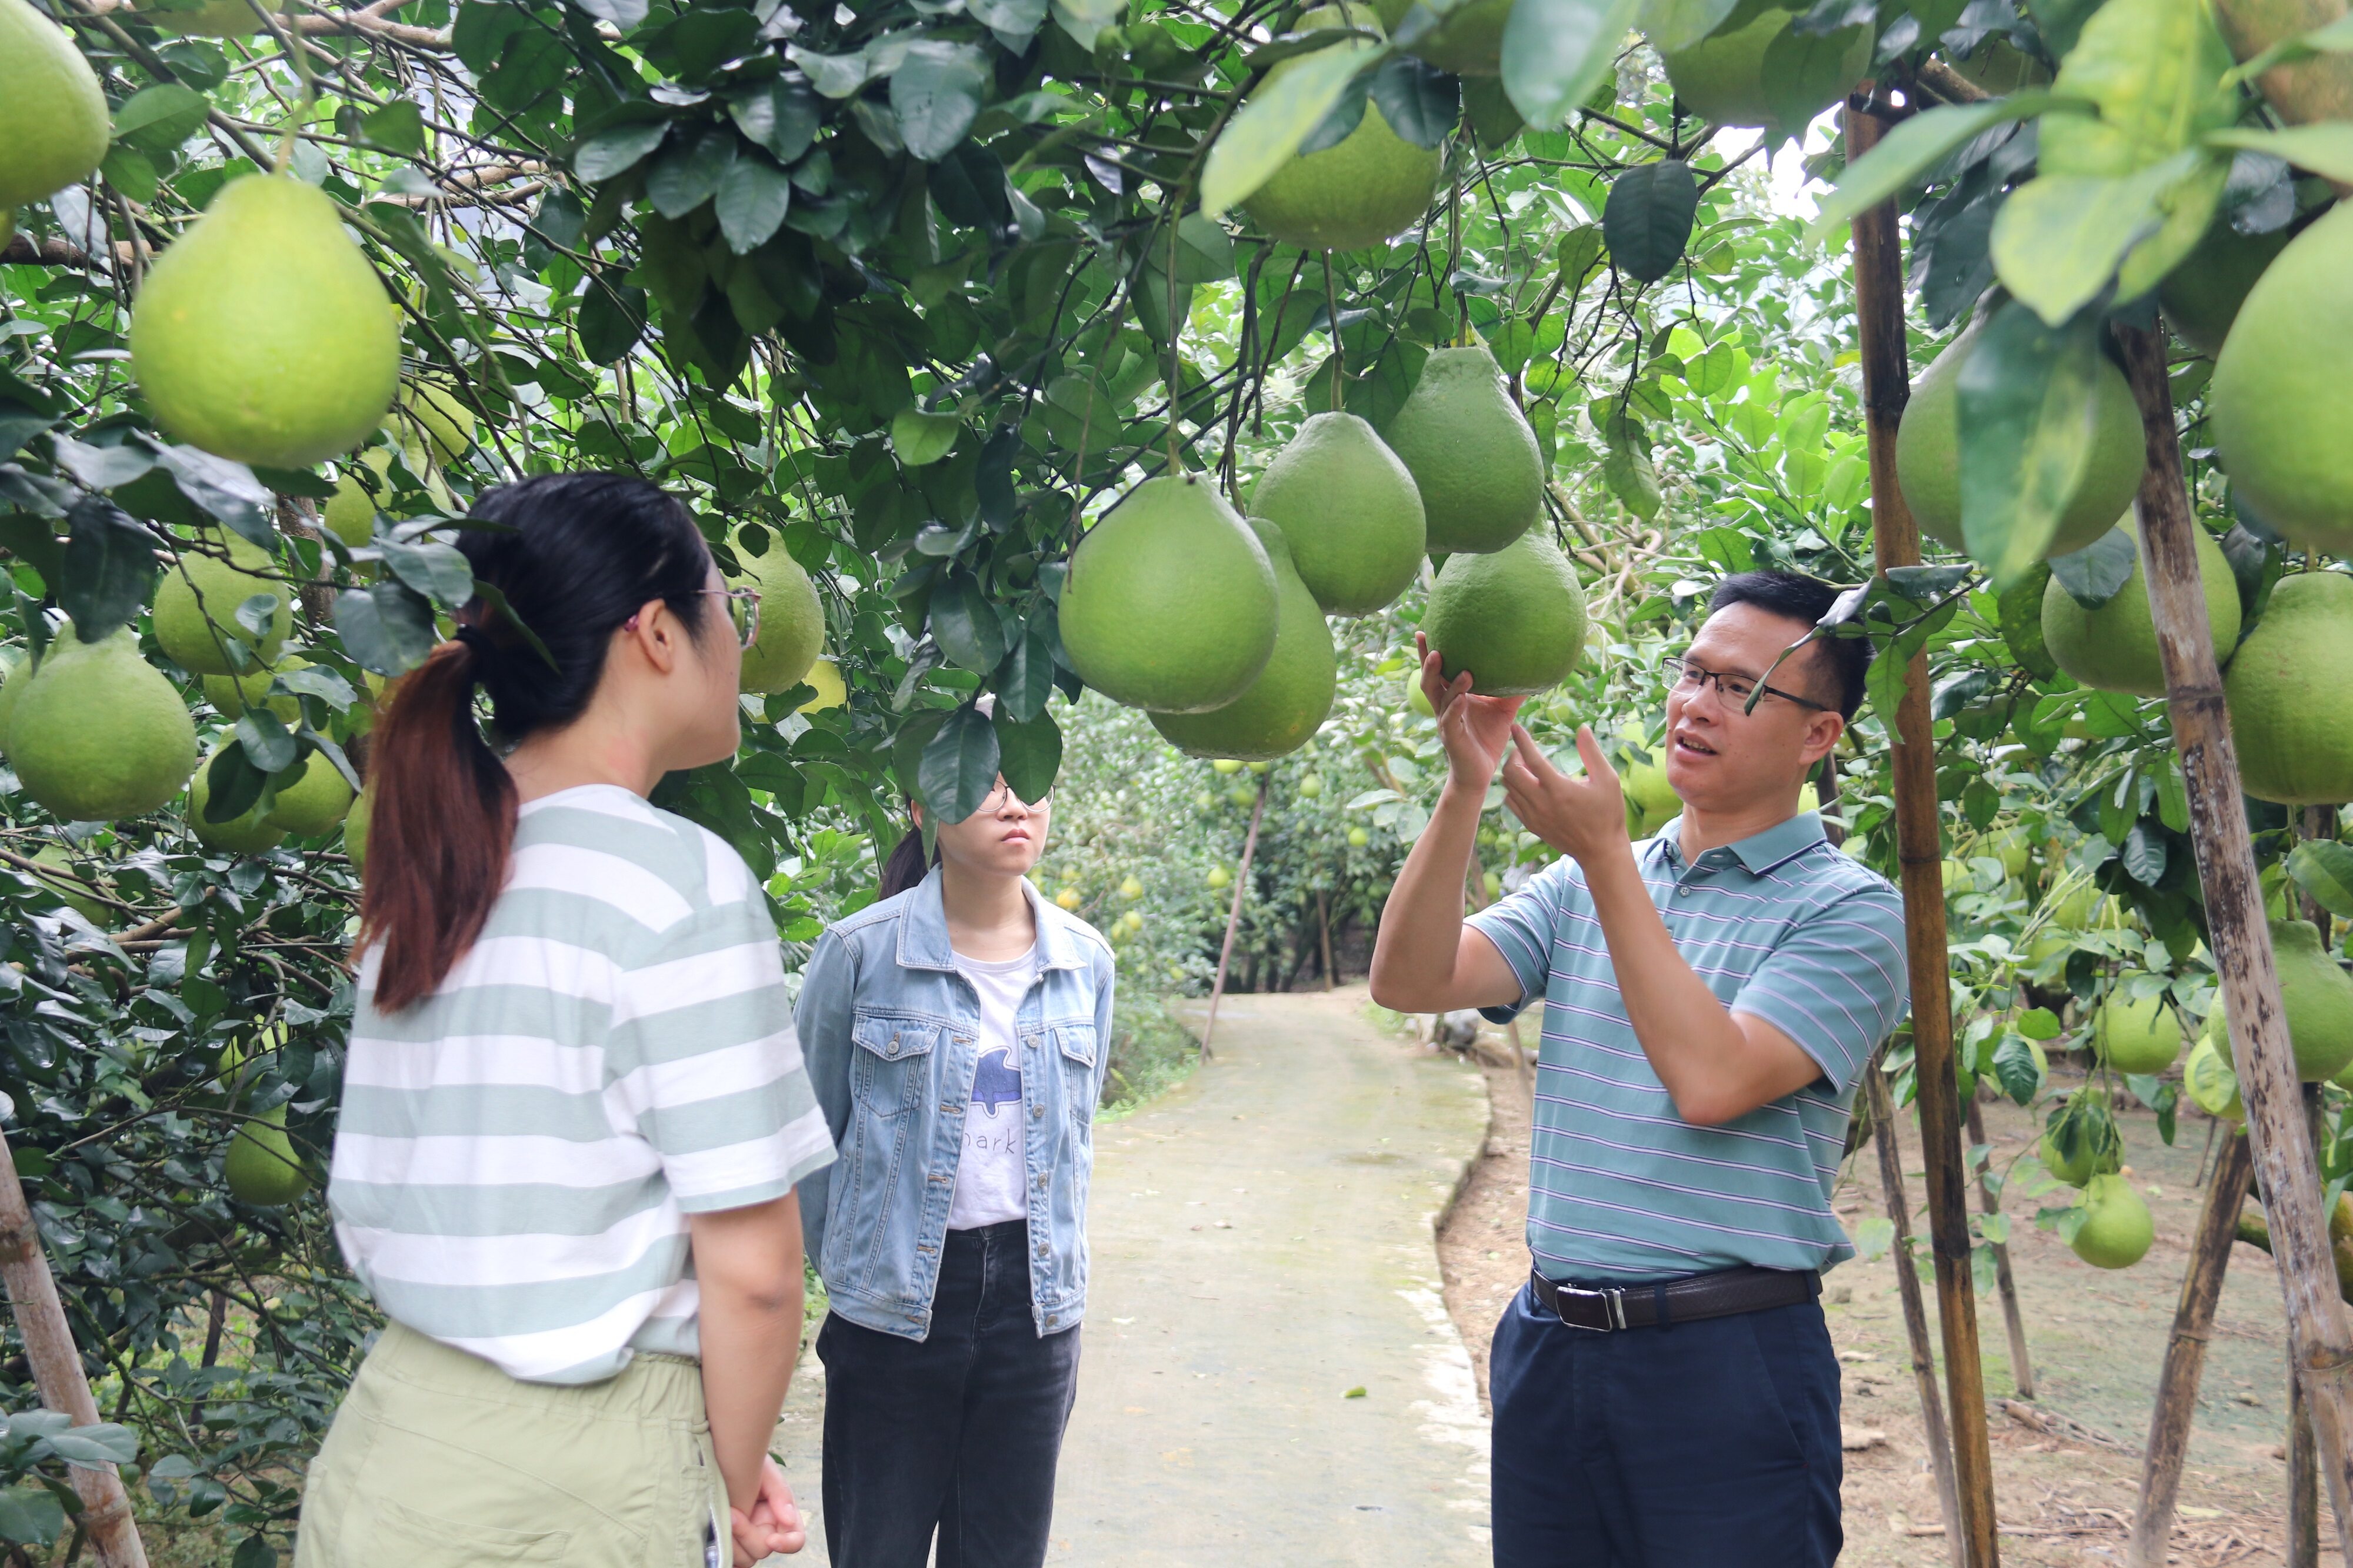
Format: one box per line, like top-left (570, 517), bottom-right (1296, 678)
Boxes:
top-left (705, 586), bottom-right (761, 649)
top-left (1661, 655), bottom-right (1832, 715)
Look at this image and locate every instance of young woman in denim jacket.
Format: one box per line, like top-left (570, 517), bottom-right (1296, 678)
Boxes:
top-left (792, 762), bottom-right (1114, 1568)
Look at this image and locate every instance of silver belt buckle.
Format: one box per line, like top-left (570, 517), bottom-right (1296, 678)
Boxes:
top-left (1558, 1284), bottom-right (1628, 1331)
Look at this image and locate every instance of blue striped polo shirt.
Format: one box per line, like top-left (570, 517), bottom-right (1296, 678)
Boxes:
top-left (1467, 812), bottom-right (1909, 1284)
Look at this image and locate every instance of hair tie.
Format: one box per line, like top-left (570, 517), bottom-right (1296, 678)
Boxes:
top-left (452, 623), bottom-right (499, 668)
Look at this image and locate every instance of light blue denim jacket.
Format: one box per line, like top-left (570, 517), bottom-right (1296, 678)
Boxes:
top-left (792, 866), bottom-right (1116, 1341)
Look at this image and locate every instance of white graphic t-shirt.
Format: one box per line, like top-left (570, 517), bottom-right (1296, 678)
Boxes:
top-left (946, 945), bottom-right (1039, 1230)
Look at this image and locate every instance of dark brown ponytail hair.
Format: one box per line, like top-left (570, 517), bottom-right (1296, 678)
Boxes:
top-left (359, 473), bottom-right (714, 1011)
top-left (878, 808), bottom-right (938, 902)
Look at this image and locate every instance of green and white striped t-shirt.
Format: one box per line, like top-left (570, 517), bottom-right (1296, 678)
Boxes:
top-left (331, 783), bottom-right (835, 1385)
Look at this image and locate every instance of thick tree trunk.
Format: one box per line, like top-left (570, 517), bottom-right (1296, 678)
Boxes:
top-left (2112, 321), bottom-right (2353, 1553)
top-left (0, 1128), bottom-right (151, 1568)
top-left (1865, 1062), bottom-right (1965, 1566)
top-left (1964, 1097), bottom-right (2034, 1399)
top-left (1199, 776), bottom-right (1267, 1058)
top-left (1844, 102), bottom-right (2003, 1568)
top-left (2126, 1128), bottom-right (2256, 1566)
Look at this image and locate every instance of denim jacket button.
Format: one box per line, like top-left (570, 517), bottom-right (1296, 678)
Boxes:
top-left (1031, 1103), bottom-right (1044, 1119)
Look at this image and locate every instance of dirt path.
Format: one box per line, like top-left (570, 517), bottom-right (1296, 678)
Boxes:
top-left (1438, 1043), bottom-right (2321, 1566)
top-left (768, 986), bottom-right (1492, 1565)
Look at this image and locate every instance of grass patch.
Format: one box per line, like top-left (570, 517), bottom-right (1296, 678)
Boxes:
top-left (1098, 990), bottom-right (1199, 1120)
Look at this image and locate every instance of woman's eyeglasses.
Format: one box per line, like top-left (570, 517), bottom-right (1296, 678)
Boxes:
top-left (1661, 655), bottom-right (1831, 715)
top-left (978, 776), bottom-right (1049, 813)
top-left (705, 586), bottom-right (761, 649)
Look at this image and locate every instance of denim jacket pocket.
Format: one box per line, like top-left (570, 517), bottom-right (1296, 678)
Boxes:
top-left (849, 1013), bottom-right (939, 1119)
top-left (833, 1012), bottom-right (942, 1298)
top-left (1053, 1023), bottom-right (1099, 1129)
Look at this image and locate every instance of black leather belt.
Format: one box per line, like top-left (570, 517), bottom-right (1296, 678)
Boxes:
top-left (1531, 1265), bottom-right (1820, 1332)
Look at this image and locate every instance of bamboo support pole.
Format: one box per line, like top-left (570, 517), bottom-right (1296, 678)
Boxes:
top-left (2291, 1085), bottom-right (2327, 1568)
top-left (2112, 320), bottom-right (2353, 1552)
top-left (2126, 1128), bottom-right (2256, 1567)
top-left (1842, 102), bottom-right (2003, 1568)
top-left (1964, 1097), bottom-right (2034, 1399)
top-left (1199, 776), bottom-right (1268, 1059)
top-left (0, 1126), bottom-right (151, 1568)
top-left (1864, 1061), bottom-right (1965, 1565)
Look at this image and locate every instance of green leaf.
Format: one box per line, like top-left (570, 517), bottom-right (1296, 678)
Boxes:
top-left (1638, 0), bottom-right (1741, 53)
top-left (1502, 0), bottom-right (1644, 131)
top-left (378, 539), bottom-right (475, 608)
top-left (919, 703), bottom-right (1001, 822)
top-left (1602, 159), bottom-right (1698, 285)
top-left (646, 129), bottom-right (735, 220)
top-left (361, 100), bottom-right (426, 155)
top-left (2287, 840), bottom-right (2353, 919)
top-left (1988, 157), bottom-right (2200, 327)
top-left (1371, 55), bottom-right (1458, 150)
top-left (1954, 299), bottom-right (2105, 589)
top-left (929, 573), bottom-right (1006, 672)
top-left (891, 407), bottom-right (963, 468)
top-left (101, 144), bottom-right (159, 203)
top-left (1201, 34), bottom-right (1382, 218)
top-left (0, 1485), bottom-right (65, 1547)
top-left (1998, 565), bottom-right (2057, 680)
top-left (890, 41), bottom-right (989, 162)
top-left (996, 620), bottom-right (1058, 722)
top-left (334, 582), bottom-right (441, 675)
top-left (1805, 95), bottom-right (2058, 246)
top-left (1757, 22), bottom-right (1869, 142)
top-left (577, 275), bottom-right (648, 364)
top-left (203, 740), bottom-right (266, 823)
top-left (574, 121), bottom-right (671, 182)
top-left (1992, 1032), bottom-right (2046, 1105)
top-left (41, 1422), bottom-right (138, 1467)
top-left (59, 496), bottom-right (158, 642)
top-left (1052, 0), bottom-right (1122, 49)
top-left (2205, 124), bottom-right (2353, 186)
top-left (2047, 523), bottom-right (2137, 609)
top-left (993, 704), bottom-right (1062, 803)
top-left (112, 84), bottom-right (211, 151)
top-left (2044, 0), bottom-right (2238, 174)
top-left (230, 1533), bottom-right (278, 1568)
top-left (715, 156), bottom-right (792, 253)
top-left (728, 79), bottom-right (820, 165)
top-left (971, 0), bottom-right (1048, 41)
top-left (1851, 1213), bottom-right (1895, 1262)
top-left (2017, 1006), bottom-right (2062, 1040)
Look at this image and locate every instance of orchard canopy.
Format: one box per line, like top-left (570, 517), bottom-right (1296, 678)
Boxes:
top-left (5, 0), bottom-right (2353, 1553)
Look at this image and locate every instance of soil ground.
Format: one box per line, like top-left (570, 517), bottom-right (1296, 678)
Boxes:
top-left (1438, 1028), bottom-right (2322, 1566)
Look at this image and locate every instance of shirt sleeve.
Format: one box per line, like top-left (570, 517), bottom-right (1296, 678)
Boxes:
top-left (607, 884), bottom-right (837, 1215)
top-left (1728, 882), bottom-right (1911, 1093)
top-left (1463, 860), bottom-right (1570, 1025)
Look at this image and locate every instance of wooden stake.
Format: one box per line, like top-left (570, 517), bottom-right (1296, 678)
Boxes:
top-left (0, 1126), bottom-right (151, 1568)
top-left (1865, 1060), bottom-right (1965, 1566)
top-left (1844, 101), bottom-right (2003, 1568)
top-left (2114, 322), bottom-right (2353, 1552)
top-left (2127, 1127), bottom-right (2256, 1567)
top-left (1964, 1097), bottom-right (2034, 1400)
top-left (1199, 775), bottom-right (1268, 1059)
top-left (2290, 1083), bottom-right (2327, 1568)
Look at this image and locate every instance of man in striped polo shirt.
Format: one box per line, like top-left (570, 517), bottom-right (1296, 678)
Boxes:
top-left (1371, 571), bottom-right (1909, 1567)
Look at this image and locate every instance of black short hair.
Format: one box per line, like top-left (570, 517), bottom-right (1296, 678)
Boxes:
top-left (1707, 571), bottom-right (1872, 720)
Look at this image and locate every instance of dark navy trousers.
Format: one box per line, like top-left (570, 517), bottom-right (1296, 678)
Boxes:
top-left (1489, 1282), bottom-right (1844, 1567)
top-left (816, 1220), bottom-right (1081, 1568)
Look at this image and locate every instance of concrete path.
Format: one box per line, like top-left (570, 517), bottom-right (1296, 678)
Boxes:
top-left (769, 987), bottom-right (1494, 1566)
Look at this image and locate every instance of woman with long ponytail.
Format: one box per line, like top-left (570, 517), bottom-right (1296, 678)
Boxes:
top-left (296, 473), bottom-right (834, 1568)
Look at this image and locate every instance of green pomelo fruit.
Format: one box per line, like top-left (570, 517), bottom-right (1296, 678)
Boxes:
top-left (1405, 670), bottom-right (1435, 718)
top-left (10, 628), bottom-right (198, 821)
top-left (2212, 203), bottom-right (2353, 552)
top-left (31, 846), bottom-right (109, 926)
top-left (0, 0), bottom-right (111, 212)
top-left (344, 782), bottom-right (371, 873)
top-left (0, 645), bottom-right (28, 750)
top-left (1250, 412), bottom-right (1425, 615)
top-left (1374, 0), bottom-right (1511, 74)
top-left (2046, 876), bottom-right (2100, 930)
top-left (129, 175), bottom-right (400, 468)
top-left (2207, 919), bottom-right (2353, 1082)
top-left (1623, 758), bottom-right (1678, 816)
top-left (2160, 216), bottom-right (2291, 359)
top-left (187, 750), bottom-right (287, 855)
top-left (1660, 0), bottom-right (1871, 129)
top-left (1421, 531), bottom-right (1589, 696)
top-left (1952, 37), bottom-right (2051, 93)
top-left (799, 656), bottom-right (846, 712)
top-left (2215, 0), bottom-right (2353, 136)
top-left (734, 538), bottom-right (825, 695)
top-left (155, 533), bottom-right (291, 676)
top-left (1381, 346), bottom-right (1543, 554)
top-left (1897, 319), bottom-right (2145, 556)
top-left (2093, 987), bottom-right (2182, 1075)
top-left (1244, 11), bottom-right (1442, 251)
top-left (1060, 473), bottom-right (1279, 712)
top-left (391, 381), bottom-right (475, 464)
top-left (2039, 525), bottom-right (2240, 698)
top-left (263, 750), bottom-right (354, 838)
top-left (1988, 827), bottom-right (2032, 878)
top-left (2184, 1036), bottom-right (2245, 1122)
top-left (2226, 571), bottom-right (2353, 806)
top-left (2039, 1094), bottom-right (2123, 1187)
top-left (202, 653), bottom-right (307, 722)
top-left (2070, 1172), bottom-right (2154, 1269)
top-left (1150, 518), bottom-right (1337, 762)
top-left (140, 0), bottom-right (285, 35)
top-left (322, 457), bottom-right (384, 548)
top-left (225, 1104), bottom-right (308, 1206)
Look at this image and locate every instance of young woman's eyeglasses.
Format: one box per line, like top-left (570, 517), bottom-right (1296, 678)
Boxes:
top-left (704, 586), bottom-right (761, 649)
top-left (1661, 655), bottom-right (1831, 715)
top-left (978, 776), bottom-right (1049, 812)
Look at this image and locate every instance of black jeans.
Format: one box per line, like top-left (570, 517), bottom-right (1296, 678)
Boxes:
top-left (1489, 1281), bottom-right (1843, 1566)
top-left (816, 1219), bottom-right (1082, 1568)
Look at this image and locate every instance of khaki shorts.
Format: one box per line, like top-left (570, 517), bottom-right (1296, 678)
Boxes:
top-left (294, 1323), bottom-right (726, 1567)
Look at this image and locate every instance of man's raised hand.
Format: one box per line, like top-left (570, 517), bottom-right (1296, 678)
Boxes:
top-left (1500, 723), bottom-right (1631, 868)
top-left (1418, 632), bottom-right (1525, 791)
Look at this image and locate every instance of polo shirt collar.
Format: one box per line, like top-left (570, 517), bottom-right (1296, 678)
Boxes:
top-left (1652, 810), bottom-right (1828, 875)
